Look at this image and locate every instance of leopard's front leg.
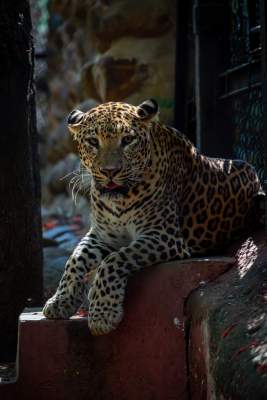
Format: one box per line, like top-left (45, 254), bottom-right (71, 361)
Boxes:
top-left (88, 233), bottom-right (190, 335)
top-left (43, 230), bottom-right (114, 319)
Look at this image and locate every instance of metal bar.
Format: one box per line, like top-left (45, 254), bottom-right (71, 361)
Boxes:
top-left (218, 81), bottom-right (262, 100)
top-left (250, 25), bottom-right (261, 33)
top-left (193, 0), bottom-right (201, 150)
top-left (250, 46), bottom-right (262, 54)
top-left (260, 0), bottom-right (267, 235)
top-left (218, 59), bottom-right (260, 78)
top-left (174, 0), bottom-right (189, 131)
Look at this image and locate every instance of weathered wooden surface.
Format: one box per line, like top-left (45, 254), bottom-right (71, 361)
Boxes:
top-left (0, 0), bottom-right (43, 362)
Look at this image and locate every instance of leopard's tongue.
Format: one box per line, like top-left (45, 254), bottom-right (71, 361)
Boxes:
top-left (105, 182), bottom-right (121, 190)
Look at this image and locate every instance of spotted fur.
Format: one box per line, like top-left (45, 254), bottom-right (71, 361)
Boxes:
top-left (43, 100), bottom-right (262, 335)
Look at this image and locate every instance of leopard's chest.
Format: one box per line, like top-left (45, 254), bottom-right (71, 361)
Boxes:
top-left (101, 222), bottom-right (137, 250)
top-left (93, 207), bottom-right (138, 250)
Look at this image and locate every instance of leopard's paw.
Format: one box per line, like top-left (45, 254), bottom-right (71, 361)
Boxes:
top-left (43, 294), bottom-right (79, 319)
top-left (88, 284), bottom-right (124, 335)
top-left (88, 305), bottom-right (124, 335)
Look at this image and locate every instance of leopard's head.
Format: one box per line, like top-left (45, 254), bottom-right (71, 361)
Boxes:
top-left (68, 99), bottom-right (159, 197)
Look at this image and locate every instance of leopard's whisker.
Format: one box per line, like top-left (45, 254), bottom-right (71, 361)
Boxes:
top-left (60, 168), bottom-right (81, 181)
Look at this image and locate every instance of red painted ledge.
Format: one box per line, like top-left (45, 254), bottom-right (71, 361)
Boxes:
top-left (0, 257), bottom-right (234, 400)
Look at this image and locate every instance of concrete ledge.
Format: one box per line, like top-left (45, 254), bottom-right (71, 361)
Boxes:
top-left (0, 257), bottom-right (234, 400)
top-left (187, 231), bottom-right (267, 399)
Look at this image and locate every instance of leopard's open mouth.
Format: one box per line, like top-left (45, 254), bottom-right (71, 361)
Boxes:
top-left (99, 182), bottom-right (129, 197)
top-left (105, 182), bottom-right (122, 190)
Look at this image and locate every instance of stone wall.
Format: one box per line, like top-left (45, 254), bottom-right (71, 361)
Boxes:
top-left (41, 0), bottom-right (176, 215)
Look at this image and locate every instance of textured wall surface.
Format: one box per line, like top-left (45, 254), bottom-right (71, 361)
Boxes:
top-left (34, 0), bottom-right (176, 216)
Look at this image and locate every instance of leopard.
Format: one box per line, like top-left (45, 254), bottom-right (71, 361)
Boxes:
top-left (43, 99), bottom-right (263, 335)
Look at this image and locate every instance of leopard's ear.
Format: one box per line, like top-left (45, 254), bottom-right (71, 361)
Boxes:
top-left (67, 109), bottom-right (85, 139)
top-left (136, 99), bottom-right (159, 121)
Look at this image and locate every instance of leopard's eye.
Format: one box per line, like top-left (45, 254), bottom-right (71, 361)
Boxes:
top-left (121, 135), bottom-right (134, 147)
top-left (87, 137), bottom-right (99, 148)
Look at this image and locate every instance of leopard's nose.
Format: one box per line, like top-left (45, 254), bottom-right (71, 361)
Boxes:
top-left (100, 166), bottom-right (121, 178)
